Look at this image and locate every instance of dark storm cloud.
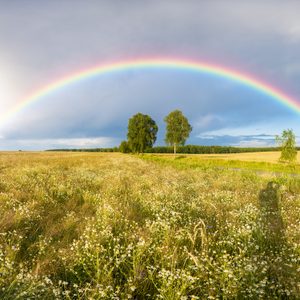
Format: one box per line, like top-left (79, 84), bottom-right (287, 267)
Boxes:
top-left (0, 0), bottom-right (300, 149)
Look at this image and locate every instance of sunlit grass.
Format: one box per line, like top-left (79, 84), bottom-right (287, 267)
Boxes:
top-left (142, 152), bottom-right (300, 175)
top-left (174, 151), bottom-right (300, 163)
top-left (0, 152), bottom-right (299, 299)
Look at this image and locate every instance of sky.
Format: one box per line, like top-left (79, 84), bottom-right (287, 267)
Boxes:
top-left (1, 0), bottom-right (300, 150)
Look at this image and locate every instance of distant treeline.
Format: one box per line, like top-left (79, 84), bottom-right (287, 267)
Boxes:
top-left (144, 145), bottom-right (282, 154)
top-left (45, 145), bottom-right (297, 154)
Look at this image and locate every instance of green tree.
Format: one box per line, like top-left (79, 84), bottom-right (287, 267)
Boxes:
top-left (164, 110), bottom-right (192, 155)
top-left (276, 129), bottom-right (297, 163)
top-left (127, 113), bottom-right (158, 153)
top-left (119, 140), bottom-right (131, 153)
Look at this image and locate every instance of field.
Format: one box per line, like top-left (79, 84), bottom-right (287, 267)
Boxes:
top-left (146, 152), bottom-right (300, 175)
top-left (168, 151), bottom-right (300, 163)
top-left (0, 152), bottom-right (299, 299)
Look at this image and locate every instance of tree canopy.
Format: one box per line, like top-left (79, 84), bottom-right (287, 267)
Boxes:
top-left (119, 140), bottom-right (131, 153)
top-left (276, 129), bottom-right (297, 163)
top-left (164, 110), bottom-right (192, 154)
top-left (127, 113), bottom-right (158, 153)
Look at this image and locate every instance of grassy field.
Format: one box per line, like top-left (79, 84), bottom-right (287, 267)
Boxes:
top-left (144, 151), bottom-right (300, 175)
top-left (0, 152), bottom-right (299, 299)
top-left (172, 151), bottom-right (300, 163)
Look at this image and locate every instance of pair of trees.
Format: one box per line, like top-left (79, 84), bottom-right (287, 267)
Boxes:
top-left (120, 110), bottom-right (192, 154)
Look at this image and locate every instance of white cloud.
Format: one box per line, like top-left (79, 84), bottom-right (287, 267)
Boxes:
top-left (0, 137), bottom-right (116, 150)
top-left (46, 137), bottom-right (115, 147)
top-left (234, 139), bottom-right (274, 148)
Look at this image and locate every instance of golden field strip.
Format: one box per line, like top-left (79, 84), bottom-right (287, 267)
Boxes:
top-left (188, 151), bottom-right (300, 163)
top-left (0, 152), bottom-right (299, 299)
top-left (145, 151), bottom-right (300, 175)
top-left (153, 151), bottom-right (300, 163)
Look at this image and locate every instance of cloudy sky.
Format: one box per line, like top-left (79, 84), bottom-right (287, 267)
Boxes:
top-left (1, 0), bottom-right (300, 150)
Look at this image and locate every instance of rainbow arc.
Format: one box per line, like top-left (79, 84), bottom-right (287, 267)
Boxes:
top-left (1, 58), bottom-right (299, 127)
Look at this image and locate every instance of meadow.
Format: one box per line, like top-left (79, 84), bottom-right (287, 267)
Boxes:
top-left (145, 152), bottom-right (300, 175)
top-left (169, 151), bottom-right (300, 163)
top-left (0, 152), bottom-right (299, 299)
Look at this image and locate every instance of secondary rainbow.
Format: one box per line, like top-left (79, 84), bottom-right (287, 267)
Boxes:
top-left (2, 58), bottom-right (300, 126)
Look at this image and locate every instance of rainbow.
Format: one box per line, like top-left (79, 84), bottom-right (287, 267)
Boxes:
top-left (2, 58), bottom-right (300, 127)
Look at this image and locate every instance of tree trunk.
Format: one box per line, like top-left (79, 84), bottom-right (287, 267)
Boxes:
top-left (174, 143), bottom-right (177, 157)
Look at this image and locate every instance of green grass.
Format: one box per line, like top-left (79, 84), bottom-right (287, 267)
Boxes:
top-left (0, 152), bottom-right (299, 299)
top-left (141, 153), bottom-right (300, 175)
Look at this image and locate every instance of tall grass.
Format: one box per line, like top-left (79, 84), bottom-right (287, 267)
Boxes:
top-left (0, 152), bottom-right (299, 299)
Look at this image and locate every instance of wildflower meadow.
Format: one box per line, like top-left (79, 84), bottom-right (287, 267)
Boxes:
top-left (0, 152), bottom-right (299, 299)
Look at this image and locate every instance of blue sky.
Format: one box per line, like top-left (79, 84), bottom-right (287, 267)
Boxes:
top-left (0, 0), bottom-right (300, 150)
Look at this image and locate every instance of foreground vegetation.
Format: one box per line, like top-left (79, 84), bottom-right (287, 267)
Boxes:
top-left (0, 152), bottom-right (299, 299)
